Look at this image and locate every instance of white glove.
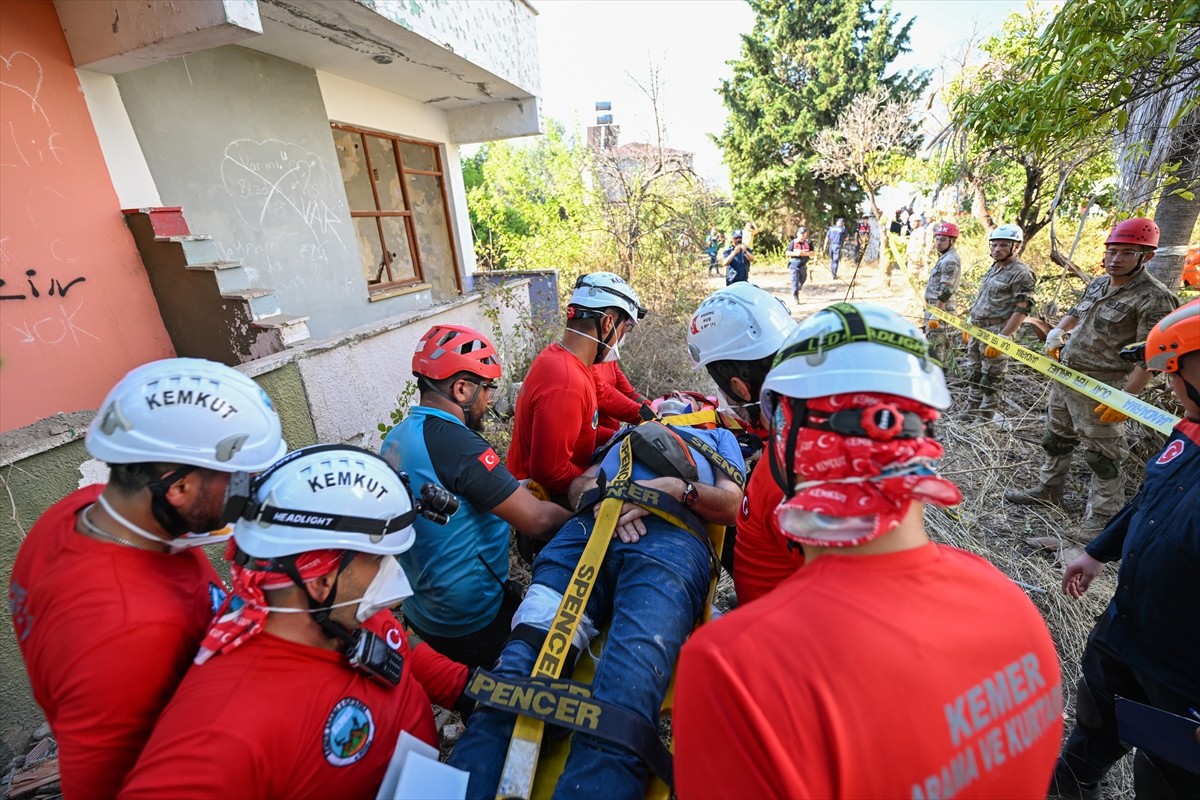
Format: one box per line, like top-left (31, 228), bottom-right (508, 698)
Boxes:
top-left (1045, 327), bottom-right (1067, 353)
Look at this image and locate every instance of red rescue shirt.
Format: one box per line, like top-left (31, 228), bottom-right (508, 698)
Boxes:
top-left (676, 542), bottom-right (1063, 799)
top-left (732, 464), bottom-right (804, 604)
top-left (9, 485), bottom-right (225, 800)
top-left (120, 612), bottom-right (466, 799)
top-left (592, 361), bottom-right (644, 444)
top-left (507, 343), bottom-right (598, 495)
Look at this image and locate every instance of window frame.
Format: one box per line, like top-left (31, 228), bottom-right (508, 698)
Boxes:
top-left (331, 122), bottom-right (462, 297)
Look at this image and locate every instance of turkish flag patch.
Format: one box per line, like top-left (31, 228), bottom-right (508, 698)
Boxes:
top-left (478, 448), bottom-right (501, 471)
top-left (1156, 439), bottom-right (1184, 465)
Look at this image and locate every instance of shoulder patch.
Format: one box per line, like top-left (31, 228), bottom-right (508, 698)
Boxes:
top-left (478, 447), bottom-right (501, 471)
top-left (1156, 439), bottom-right (1184, 465)
top-left (323, 697), bottom-right (375, 767)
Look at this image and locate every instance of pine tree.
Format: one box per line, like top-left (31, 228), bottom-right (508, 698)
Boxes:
top-left (717, 0), bottom-right (926, 227)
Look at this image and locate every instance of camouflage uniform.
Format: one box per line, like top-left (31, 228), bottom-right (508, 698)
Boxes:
top-left (965, 258), bottom-right (1036, 413)
top-left (923, 246), bottom-right (961, 365)
top-left (1037, 269), bottom-right (1178, 529)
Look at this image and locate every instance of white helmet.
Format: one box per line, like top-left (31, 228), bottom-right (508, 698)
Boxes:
top-left (569, 272), bottom-right (646, 324)
top-left (988, 223), bottom-right (1024, 244)
top-left (688, 283), bottom-right (797, 368)
top-left (87, 358), bottom-right (285, 471)
top-left (231, 445), bottom-right (417, 559)
top-left (761, 302), bottom-right (949, 411)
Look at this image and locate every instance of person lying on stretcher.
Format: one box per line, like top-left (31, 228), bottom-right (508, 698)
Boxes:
top-left (447, 418), bottom-right (745, 799)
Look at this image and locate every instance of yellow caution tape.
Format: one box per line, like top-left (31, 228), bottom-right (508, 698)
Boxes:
top-left (885, 238), bottom-right (1180, 436)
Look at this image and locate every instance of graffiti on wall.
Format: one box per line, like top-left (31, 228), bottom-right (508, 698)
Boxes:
top-left (219, 139), bottom-right (347, 283)
top-left (1, 52), bottom-right (99, 349)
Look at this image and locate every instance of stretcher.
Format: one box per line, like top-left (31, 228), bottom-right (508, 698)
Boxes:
top-left (467, 418), bottom-right (743, 800)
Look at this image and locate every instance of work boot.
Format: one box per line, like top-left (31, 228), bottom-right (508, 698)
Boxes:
top-left (1004, 484), bottom-right (1065, 508)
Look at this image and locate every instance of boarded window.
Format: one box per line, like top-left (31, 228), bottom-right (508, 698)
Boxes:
top-left (332, 124), bottom-right (460, 299)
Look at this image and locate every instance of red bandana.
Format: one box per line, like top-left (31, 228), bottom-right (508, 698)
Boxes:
top-left (195, 541), bottom-right (343, 665)
top-left (771, 392), bottom-right (962, 547)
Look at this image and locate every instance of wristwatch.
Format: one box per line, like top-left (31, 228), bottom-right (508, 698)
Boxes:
top-left (682, 481), bottom-right (699, 508)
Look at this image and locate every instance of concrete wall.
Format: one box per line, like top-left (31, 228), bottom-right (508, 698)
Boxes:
top-left (0, 0), bottom-right (176, 433)
top-left (114, 45), bottom-right (445, 340)
top-left (357, 0), bottom-right (541, 97)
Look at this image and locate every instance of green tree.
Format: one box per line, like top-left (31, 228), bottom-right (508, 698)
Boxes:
top-left (958, 0), bottom-right (1200, 287)
top-left (716, 0), bottom-right (926, 229)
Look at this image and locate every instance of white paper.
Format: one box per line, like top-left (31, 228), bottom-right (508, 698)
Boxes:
top-left (376, 730), bottom-right (468, 800)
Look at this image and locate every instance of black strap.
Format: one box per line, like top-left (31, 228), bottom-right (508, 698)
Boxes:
top-left (808, 407), bottom-right (932, 441)
top-left (464, 668), bottom-right (674, 789)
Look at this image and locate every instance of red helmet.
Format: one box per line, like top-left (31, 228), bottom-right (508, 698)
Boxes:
top-left (1105, 217), bottom-right (1159, 249)
top-left (412, 324), bottom-right (501, 381)
top-left (933, 221), bottom-right (960, 238)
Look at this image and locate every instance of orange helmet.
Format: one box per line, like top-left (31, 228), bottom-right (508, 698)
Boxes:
top-left (1144, 299), bottom-right (1200, 373)
top-left (412, 324), bottom-right (501, 381)
top-left (1105, 217), bottom-right (1159, 249)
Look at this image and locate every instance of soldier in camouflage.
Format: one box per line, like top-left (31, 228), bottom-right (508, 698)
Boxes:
top-left (922, 221), bottom-right (962, 366)
top-left (964, 224), bottom-right (1036, 419)
top-left (1005, 218), bottom-right (1178, 538)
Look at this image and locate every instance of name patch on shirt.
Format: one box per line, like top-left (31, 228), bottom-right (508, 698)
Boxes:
top-left (323, 697), bottom-right (375, 767)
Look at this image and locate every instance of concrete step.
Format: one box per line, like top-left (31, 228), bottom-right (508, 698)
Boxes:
top-left (222, 288), bottom-right (281, 319)
top-left (185, 260), bottom-right (248, 293)
top-left (154, 234), bottom-right (220, 263)
top-left (251, 313), bottom-right (310, 347)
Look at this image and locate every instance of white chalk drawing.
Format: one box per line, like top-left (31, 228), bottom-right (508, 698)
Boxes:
top-left (220, 139), bottom-right (347, 265)
top-left (7, 299), bottom-right (100, 346)
top-left (0, 51), bottom-right (64, 167)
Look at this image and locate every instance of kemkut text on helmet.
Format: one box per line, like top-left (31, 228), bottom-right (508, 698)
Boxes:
top-left (230, 445), bottom-right (418, 560)
top-left (1105, 217), bottom-right (1160, 250)
top-left (1144, 299), bottom-right (1200, 374)
top-left (86, 358), bottom-right (285, 472)
top-left (933, 221), bottom-right (960, 239)
top-left (988, 224), bottom-right (1024, 244)
top-left (761, 302), bottom-right (949, 415)
top-left (412, 324), bottom-right (501, 382)
top-left (569, 272), bottom-right (646, 323)
top-left (687, 283), bottom-right (797, 368)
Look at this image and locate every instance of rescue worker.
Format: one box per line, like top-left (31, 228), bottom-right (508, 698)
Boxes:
top-left (721, 229), bottom-right (754, 285)
top-left (593, 358), bottom-right (650, 444)
top-left (1005, 218), bottom-right (1177, 539)
top-left (674, 303), bottom-right (1064, 798)
top-left (121, 446), bottom-right (471, 798)
top-left (448, 418), bottom-right (746, 799)
top-left (1052, 299), bottom-right (1200, 799)
top-left (923, 221), bottom-right (963, 366)
top-left (381, 325), bottom-right (571, 668)
top-left (785, 226), bottom-right (815, 302)
top-left (507, 272), bottom-right (645, 503)
top-left (686, 283), bottom-right (802, 603)
top-left (906, 217), bottom-right (932, 279)
top-left (8, 358), bottom-right (285, 800)
top-left (964, 223), bottom-right (1036, 421)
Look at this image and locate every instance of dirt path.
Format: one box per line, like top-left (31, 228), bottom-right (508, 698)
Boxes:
top-left (704, 257), bottom-right (922, 323)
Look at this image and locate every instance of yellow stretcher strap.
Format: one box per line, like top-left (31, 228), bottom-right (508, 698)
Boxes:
top-left (885, 239), bottom-right (1179, 435)
top-left (496, 436), bottom-right (634, 800)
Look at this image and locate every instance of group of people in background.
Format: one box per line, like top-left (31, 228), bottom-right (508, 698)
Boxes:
top-left (9, 211), bottom-right (1198, 798)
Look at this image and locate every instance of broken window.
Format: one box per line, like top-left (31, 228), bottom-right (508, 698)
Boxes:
top-left (332, 124), bottom-right (461, 299)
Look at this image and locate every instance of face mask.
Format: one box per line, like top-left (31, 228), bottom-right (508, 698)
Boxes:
top-left (97, 493), bottom-right (232, 553)
top-left (574, 329), bottom-right (622, 363)
top-left (354, 556), bottom-right (413, 623)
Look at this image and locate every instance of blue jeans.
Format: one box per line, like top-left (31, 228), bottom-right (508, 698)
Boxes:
top-left (448, 515), bottom-right (710, 800)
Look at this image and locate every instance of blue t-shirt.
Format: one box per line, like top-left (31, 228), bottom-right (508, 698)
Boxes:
top-left (380, 406), bottom-right (519, 637)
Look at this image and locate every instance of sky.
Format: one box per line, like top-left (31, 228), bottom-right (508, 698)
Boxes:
top-left (532, 0), bottom-right (1036, 192)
